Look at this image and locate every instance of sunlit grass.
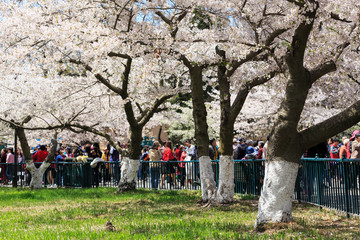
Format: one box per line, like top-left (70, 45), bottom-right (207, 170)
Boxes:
top-left (0, 188), bottom-right (358, 239)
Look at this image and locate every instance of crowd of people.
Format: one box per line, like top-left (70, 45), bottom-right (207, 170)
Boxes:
top-left (0, 129), bottom-right (359, 188)
top-left (138, 139), bottom-right (198, 190)
top-left (0, 142), bottom-right (123, 187)
top-left (303, 130), bottom-right (360, 160)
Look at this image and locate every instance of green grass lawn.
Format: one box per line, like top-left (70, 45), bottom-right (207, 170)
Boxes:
top-left (0, 188), bottom-right (359, 239)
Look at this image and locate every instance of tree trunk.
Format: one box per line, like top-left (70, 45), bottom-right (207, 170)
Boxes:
top-left (189, 65), bottom-right (217, 202)
top-left (118, 126), bottom-right (142, 192)
top-left (255, 158), bottom-right (299, 227)
top-left (199, 156), bottom-right (217, 202)
top-left (216, 155), bottom-right (235, 203)
top-left (254, 7), bottom-right (318, 225)
top-left (29, 162), bottom-right (51, 189)
top-left (17, 130), bottom-right (58, 189)
top-left (17, 128), bottom-right (58, 189)
top-left (217, 51), bottom-right (235, 203)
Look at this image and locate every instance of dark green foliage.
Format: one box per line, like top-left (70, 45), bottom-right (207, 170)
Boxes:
top-left (190, 7), bottom-right (212, 30)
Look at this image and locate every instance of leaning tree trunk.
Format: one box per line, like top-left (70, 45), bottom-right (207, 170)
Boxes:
top-left (117, 126), bottom-right (142, 192)
top-left (189, 65), bottom-right (217, 202)
top-left (31, 135), bottom-right (58, 189)
top-left (17, 128), bottom-right (58, 189)
top-left (28, 161), bottom-right (52, 189)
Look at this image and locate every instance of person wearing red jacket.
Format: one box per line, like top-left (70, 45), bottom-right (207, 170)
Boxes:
top-left (32, 145), bottom-right (49, 165)
top-left (162, 141), bottom-right (176, 186)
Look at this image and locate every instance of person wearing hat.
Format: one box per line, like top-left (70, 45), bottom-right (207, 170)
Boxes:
top-left (351, 133), bottom-right (360, 159)
top-left (339, 138), bottom-right (350, 159)
top-left (347, 130), bottom-right (360, 159)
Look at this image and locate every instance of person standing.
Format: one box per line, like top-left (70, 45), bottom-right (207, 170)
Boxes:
top-left (339, 139), bottom-right (350, 159)
top-left (330, 138), bottom-right (340, 159)
top-left (329, 138), bottom-right (340, 181)
top-left (184, 139), bottom-right (198, 186)
top-left (256, 141), bottom-right (265, 159)
top-left (55, 149), bottom-right (64, 187)
top-left (179, 145), bottom-right (187, 188)
top-left (90, 144), bottom-right (102, 187)
top-left (209, 138), bottom-right (219, 160)
top-left (351, 133), bottom-right (360, 159)
top-left (162, 141), bottom-right (176, 186)
top-left (349, 133), bottom-right (360, 189)
top-left (149, 141), bottom-right (161, 190)
top-left (6, 148), bottom-right (15, 184)
top-left (234, 138), bottom-right (247, 160)
top-left (0, 149), bottom-right (7, 184)
top-left (32, 145), bottom-right (49, 166)
top-left (101, 148), bottom-right (111, 182)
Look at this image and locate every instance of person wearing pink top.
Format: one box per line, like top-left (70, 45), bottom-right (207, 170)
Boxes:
top-left (6, 148), bottom-right (15, 183)
top-left (179, 145), bottom-right (187, 188)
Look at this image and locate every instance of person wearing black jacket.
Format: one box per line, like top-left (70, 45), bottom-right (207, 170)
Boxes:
top-left (234, 138), bottom-right (247, 160)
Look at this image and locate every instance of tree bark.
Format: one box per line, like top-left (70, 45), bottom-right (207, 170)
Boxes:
top-left (255, 158), bottom-right (300, 227)
top-left (255, 4), bottom-right (322, 226)
top-left (199, 156), bottom-right (217, 202)
top-left (117, 125), bottom-right (142, 192)
top-left (216, 48), bottom-right (235, 203)
top-left (216, 155), bottom-right (235, 203)
top-left (17, 129), bottom-right (58, 189)
top-left (189, 65), bottom-right (217, 202)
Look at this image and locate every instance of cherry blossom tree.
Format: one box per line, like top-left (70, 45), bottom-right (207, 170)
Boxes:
top-left (149, 0), bottom-right (290, 203)
top-left (0, 0), bottom-right (188, 191)
top-left (255, 0), bottom-right (360, 227)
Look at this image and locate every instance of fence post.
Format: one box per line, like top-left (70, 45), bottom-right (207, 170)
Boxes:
top-left (252, 158), bottom-right (256, 195)
top-left (341, 158), bottom-right (350, 218)
top-left (296, 160), bottom-right (301, 203)
top-left (315, 155), bottom-right (322, 210)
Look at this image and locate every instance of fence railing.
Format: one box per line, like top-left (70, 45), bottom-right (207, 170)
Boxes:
top-left (296, 158), bottom-right (360, 217)
top-left (0, 158), bottom-right (359, 216)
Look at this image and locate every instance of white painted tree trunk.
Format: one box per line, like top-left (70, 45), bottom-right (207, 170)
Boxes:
top-left (216, 155), bottom-right (234, 203)
top-left (255, 160), bottom-right (299, 227)
top-left (28, 161), bottom-right (50, 189)
top-left (118, 158), bottom-right (139, 192)
top-left (199, 156), bottom-right (217, 202)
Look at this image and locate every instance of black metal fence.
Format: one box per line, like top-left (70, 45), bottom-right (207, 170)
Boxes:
top-left (0, 158), bottom-right (359, 216)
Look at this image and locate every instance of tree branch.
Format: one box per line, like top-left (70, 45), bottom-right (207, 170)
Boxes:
top-left (348, 74), bottom-right (360, 86)
top-left (108, 52), bottom-right (131, 59)
top-left (135, 102), bottom-right (144, 114)
top-left (230, 70), bottom-right (279, 122)
top-left (138, 94), bottom-right (175, 127)
top-left (330, 12), bottom-right (352, 23)
top-left (69, 124), bottom-right (124, 155)
top-left (43, 131), bottom-right (58, 164)
top-left (300, 100), bottom-right (360, 150)
top-left (309, 60), bottom-right (337, 83)
top-left (69, 58), bottom-right (124, 96)
top-left (226, 28), bottom-right (287, 78)
top-left (155, 11), bottom-right (172, 25)
top-left (155, 10), bottom-right (188, 38)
